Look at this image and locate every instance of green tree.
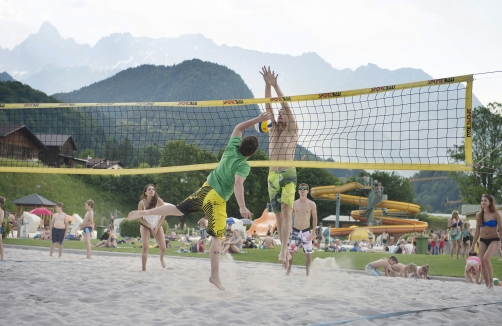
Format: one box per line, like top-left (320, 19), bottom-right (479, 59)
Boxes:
top-left (449, 103), bottom-right (502, 203)
top-left (78, 148), bottom-right (96, 159)
top-left (118, 136), bottom-right (134, 166)
top-left (155, 140), bottom-right (218, 227)
top-left (144, 142), bottom-right (161, 167)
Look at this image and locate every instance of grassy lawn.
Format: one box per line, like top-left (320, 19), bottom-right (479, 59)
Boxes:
top-left (5, 238), bottom-right (502, 279)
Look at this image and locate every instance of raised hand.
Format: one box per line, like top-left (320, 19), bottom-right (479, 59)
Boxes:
top-left (260, 66), bottom-right (279, 87)
top-left (257, 111), bottom-right (272, 122)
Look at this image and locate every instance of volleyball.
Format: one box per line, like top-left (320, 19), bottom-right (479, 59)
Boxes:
top-left (254, 121), bottom-right (272, 133)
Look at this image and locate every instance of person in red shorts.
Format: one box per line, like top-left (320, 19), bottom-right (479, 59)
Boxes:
top-left (430, 231), bottom-right (436, 255)
top-left (439, 230), bottom-right (446, 255)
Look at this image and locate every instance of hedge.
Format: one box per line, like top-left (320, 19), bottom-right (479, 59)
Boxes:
top-left (119, 219), bottom-right (168, 238)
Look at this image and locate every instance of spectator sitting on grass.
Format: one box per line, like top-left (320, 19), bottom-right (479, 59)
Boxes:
top-left (262, 231), bottom-right (276, 249)
top-left (40, 226), bottom-right (51, 240)
top-left (95, 229), bottom-right (111, 247)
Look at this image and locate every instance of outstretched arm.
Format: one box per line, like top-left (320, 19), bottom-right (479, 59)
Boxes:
top-left (231, 112), bottom-right (272, 138)
top-left (260, 66), bottom-right (276, 124)
top-left (266, 67), bottom-right (298, 134)
top-left (234, 175), bottom-right (252, 219)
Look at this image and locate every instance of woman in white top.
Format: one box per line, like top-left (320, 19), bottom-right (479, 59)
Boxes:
top-left (138, 184), bottom-right (166, 271)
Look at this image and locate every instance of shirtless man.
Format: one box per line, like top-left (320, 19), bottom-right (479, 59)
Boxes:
top-left (381, 231), bottom-right (388, 247)
top-left (364, 256), bottom-right (398, 276)
top-left (80, 200), bottom-right (94, 259)
top-left (7, 213), bottom-right (16, 237)
top-left (286, 183), bottom-right (317, 276)
top-left (261, 66), bottom-right (298, 268)
top-left (50, 202), bottom-right (68, 257)
top-left (198, 216), bottom-right (208, 240)
top-left (262, 231), bottom-right (276, 249)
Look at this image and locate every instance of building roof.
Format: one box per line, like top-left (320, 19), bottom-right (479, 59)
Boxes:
top-left (12, 193), bottom-right (56, 206)
top-left (322, 215), bottom-right (360, 222)
top-left (462, 204), bottom-right (479, 215)
top-left (0, 125), bottom-right (47, 149)
top-left (35, 134), bottom-right (77, 150)
top-left (87, 157), bottom-right (124, 169)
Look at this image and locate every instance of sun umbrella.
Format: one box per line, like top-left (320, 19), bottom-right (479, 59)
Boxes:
top-left (226, 217), bottom-right (236, 225)
top-left (241, 219), bottom-right (254, 225)
top-left (30, 207), bottom-right (53, 215)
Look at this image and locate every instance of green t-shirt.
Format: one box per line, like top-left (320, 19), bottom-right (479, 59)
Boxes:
top-left (207, 136), bottom-right (250, 201)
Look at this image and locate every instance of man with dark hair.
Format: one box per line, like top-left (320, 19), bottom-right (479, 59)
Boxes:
top-left (128, 112), bottom-right (272, 291)
top-left (262, 231), bottom-right (276, 249)
top-left (260, 66), bottom-right (299, 268)
top-left (286, 183), bottom-right (317, 276)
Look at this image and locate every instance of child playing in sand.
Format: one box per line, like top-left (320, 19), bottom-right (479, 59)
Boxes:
top-left (364, 256), bottom-right (398, 276)
top-left (80, 199), bottom-right (94, 259)
top-left (409, 264), bottom-right (429, 279)
top-left (464, 254), bottom-right (483, 284)
top-left (389, 262), bottom-right (418, 278)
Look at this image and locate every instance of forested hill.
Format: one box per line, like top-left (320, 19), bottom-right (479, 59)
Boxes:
top-left (53, 59), bottom-right (254, 102)
top-left (0, 80), bottom-right (59, 103)
top-left (411, 171), bottom-right (463, 213)
top-left (52, 59), bottom-right (321, 164)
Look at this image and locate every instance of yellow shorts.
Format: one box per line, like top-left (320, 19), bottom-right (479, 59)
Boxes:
top-left (176, 182), bottom-right (227, 239)
top-left (268, 168), bottom-right (297, 213)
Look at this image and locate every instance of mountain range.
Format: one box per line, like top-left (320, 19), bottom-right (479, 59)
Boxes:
top-left (0, 22), bottom-right (483, 108)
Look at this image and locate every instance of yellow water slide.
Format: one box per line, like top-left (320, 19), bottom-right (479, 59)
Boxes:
top-left (311, 183), bottom-right (427, 236)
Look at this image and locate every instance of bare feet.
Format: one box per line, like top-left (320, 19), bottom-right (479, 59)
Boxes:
top-left (127, 210), bottom-right (142, 220)
top-left (161, 258), bottom-right (166, 268)
top-left (279, 251), bottom-right (292, 269)
top-left (209, 276), bottom-right (225, 291)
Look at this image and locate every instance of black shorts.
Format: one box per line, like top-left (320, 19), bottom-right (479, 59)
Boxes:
top-left (52, 228), bottom-right (66, 245)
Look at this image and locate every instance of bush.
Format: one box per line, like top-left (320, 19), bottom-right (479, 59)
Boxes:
top-left (119, 219), bottom-right (168, 238)
top-left (1, 219), bottom-right (11, 239)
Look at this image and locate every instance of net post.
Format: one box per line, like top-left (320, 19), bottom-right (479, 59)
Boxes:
top-left (464, 76), bottom-right (473, 168)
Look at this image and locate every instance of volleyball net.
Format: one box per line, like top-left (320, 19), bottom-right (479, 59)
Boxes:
top-left (0, 74), bottom-right (473, 175)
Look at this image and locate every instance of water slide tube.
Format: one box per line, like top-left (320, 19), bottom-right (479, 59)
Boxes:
top-left (311, 183), bottom-right (427, 237)
top-left (247, 209), bottom-right (276, 237)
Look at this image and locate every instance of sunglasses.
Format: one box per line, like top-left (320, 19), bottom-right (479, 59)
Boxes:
top-left (298, 187), bottom-right (308, 191)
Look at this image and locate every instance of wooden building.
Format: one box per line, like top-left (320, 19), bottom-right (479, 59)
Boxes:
top-left (12, 193), bottom-right (56, 226)
top-left (36, 134), bottom-right (87, 168)
top-left (0, 125), bottom-right (47, 161)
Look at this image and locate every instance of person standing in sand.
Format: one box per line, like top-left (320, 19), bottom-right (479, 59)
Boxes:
top-left (137, 184), bottom-right (167, 271)
top-left (364, 256), bottom-right (398, 276)
top-left (198, 216), bottom-right (208, 240)
top-left (470, 194), bottom-right (502, 289)
top-left (260, 66), bottom-right (298, 268)
top-left (127, 112), bottom-right (271, 291)
top-left (286, 183), bottom-right (317, 276)
top-left (49, 202), bottom-right (68, 257)
top-left (0, 197), bottom-right (5, 260)
top-left (80, 200), bottom-right (94, 259)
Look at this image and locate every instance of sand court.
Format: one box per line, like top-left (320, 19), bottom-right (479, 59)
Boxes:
top-left (0, 247), bottom-right (501, 325)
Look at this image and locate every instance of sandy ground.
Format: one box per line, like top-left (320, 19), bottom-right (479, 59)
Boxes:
top-left (0, 246), bottom-right (501, 326)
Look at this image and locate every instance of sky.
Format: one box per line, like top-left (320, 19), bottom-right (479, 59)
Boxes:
top-left (0, 0), bottom-right (501, 104)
